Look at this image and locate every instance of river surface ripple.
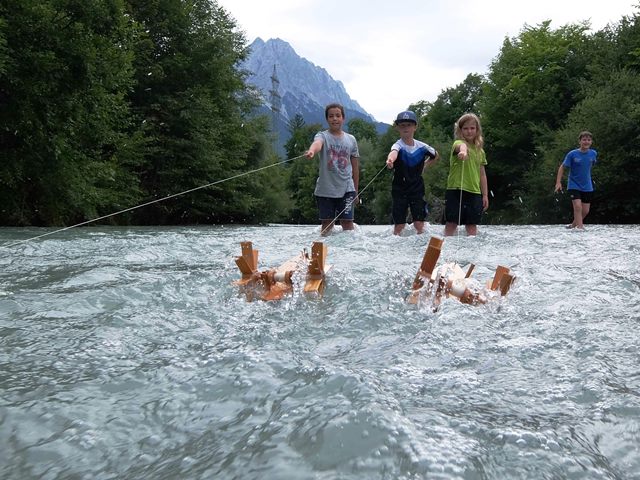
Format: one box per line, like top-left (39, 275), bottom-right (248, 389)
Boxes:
top-left (1, 224), bottom-right (639, 479)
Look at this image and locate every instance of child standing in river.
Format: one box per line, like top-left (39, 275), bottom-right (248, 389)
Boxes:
top-left (444, 113), bottom-right (489, 236)
top-left (386, 110), bottom-right (439, 235)
top-left (554, 131), bottom-right (597, 229)
top-left (305, 103), bottom-right (360, 235)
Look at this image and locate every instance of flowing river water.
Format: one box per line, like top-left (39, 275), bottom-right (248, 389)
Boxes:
top-left (1, 224), bottom-right (639, 479)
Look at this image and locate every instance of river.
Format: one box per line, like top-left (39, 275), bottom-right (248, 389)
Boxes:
top-left (1, 224), bottom-right (639, 479)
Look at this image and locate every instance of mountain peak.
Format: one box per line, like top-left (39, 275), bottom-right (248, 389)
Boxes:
top-left (244, 37), bottom-right (375, 123)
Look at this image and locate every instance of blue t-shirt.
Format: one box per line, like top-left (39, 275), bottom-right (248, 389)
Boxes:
top-left (562, 148), bottom-right (597, 191)
top-left (390, 139), bottom-right (437, 195)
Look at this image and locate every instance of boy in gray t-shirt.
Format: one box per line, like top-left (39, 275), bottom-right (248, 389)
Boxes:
top-left (305, 103), bottom-right (360, 235)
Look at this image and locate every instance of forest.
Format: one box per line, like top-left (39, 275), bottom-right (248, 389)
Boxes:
top-left (1, 0), bottom-right (639, 227)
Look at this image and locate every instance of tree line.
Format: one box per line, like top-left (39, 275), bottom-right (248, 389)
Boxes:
top-left (1, 1), bottom-right (638, 227)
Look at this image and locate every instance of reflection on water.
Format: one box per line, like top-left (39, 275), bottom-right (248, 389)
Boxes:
top-left (1, 224), bottom-right (639, 479)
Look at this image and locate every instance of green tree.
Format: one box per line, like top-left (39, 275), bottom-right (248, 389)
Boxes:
top-left (347, 117), bottom-right (379, 146)
top-left (421, 73), bottom-right (485, 141)
top-left (481, 21), bottom-right (591, 222)
top-left (588, 11), bottom-right (640, 78)
top-left (520, 11), bottom-right (640, 224)
top-left (406, 76), bottom-right (485, 224)
top-left (283, 114), bottom-right (309, 159)
top-left (0, 15), bottom-right (7, 75)
top-left (579, 70), bottom-right (640, 223)
top-left (0, 0), bottom-right (143, 226)
top-left (126, 0), bottom-right (266, 224)
top-left (353, 137), bottom-right (380, 224)
top-left (523, 72), bottom-right (640, 225)
top-left (365, 126), bottom-right (396, 225)
top-left (284, 115), bottom-right (320, 224)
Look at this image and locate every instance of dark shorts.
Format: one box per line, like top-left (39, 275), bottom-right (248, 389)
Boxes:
top-left (444, 189), bottom-right (483, 225)
top-left (568, 189), bottom-right (593, 203)
top-left (316, 191), bottom-right (356, 221)
top-left (391, 192), bottom-right (427, 224)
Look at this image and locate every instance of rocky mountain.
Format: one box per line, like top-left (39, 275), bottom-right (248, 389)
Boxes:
top-left (241, 38), bottom-right (388, 153)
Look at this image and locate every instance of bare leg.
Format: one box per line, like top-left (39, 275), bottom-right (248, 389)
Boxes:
top-left (444, 222), bottom-right (458, 236)
top-left (581, 202), bottom-right (591, 225)
top-left (393, 223), bottom-right (406, 235)
top-left (571, 199), bottom-right (584, 228)
top-left (413, 221), bottom-right (425, 234)
top-left (339, 219), bottom-right (354, 231)
top-left (465, 224), bottom-right (478, 235)
top-left (320, 220), bottom-right (334, 236)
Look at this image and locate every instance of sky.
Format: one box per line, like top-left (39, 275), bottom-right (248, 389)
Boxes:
top-left (217, 0), bottom-right (638, 123)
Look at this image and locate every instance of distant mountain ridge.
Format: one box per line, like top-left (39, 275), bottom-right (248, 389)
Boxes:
top-left (241, 38), bottom-right (388, 153)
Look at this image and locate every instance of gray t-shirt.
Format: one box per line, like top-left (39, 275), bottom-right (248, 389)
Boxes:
top-left (313, 130), bottom-right (360, 197)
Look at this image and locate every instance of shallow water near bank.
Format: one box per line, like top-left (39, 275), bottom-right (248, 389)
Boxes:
top-left (1, 224), bottom-right (639, 479)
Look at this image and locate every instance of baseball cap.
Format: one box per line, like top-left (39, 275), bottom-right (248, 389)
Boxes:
top-left (394, 111), bottom-right (417, 125)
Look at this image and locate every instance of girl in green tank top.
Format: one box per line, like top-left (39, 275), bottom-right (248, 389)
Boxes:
top-left (444, 113), bottom-right (489, 236)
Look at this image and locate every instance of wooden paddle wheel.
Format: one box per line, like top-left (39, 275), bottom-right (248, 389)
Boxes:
top-left (408, 236), bottom-right (515, 310)
top-left (234, 241), bottom-right (330, 301)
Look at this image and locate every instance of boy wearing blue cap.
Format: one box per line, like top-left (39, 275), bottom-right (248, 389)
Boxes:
top-left (386, 111), bottom-right (439, 235)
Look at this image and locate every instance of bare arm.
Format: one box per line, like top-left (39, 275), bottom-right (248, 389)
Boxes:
top-left (422, 151), bottom-right (439, 174)
top-left (425, 151), bottom-right (440, 167)
top-left (480, 165), bottom-right (489, 211)
top-left (305, 138), bottom-right (324, 158)
top-left (351, 156), bottom-right (360, 192)
top-left (554, 164), bottom-right (565, 192)
top-left (454, 143), bottom-right (469, 161)
top-left (386, 149), bottom-right (398, 169)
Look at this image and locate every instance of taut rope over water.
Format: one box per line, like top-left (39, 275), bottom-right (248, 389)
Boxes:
top-left (4, 154), bottom-right (305, 248)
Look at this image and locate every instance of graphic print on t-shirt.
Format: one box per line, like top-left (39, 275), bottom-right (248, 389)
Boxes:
top-left (328, 144), bottom-right (350, 172)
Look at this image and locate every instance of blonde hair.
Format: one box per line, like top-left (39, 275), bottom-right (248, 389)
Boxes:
top-left (454, 113), bottom-right (484, 149)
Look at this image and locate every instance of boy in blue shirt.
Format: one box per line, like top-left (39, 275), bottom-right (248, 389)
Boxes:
top-left (555, 131), bottom-right (598, 229)
top-left (386, 111), bottom-right (439, 235)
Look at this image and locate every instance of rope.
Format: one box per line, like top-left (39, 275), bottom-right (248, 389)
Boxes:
top-left (4, 154), bottom-right (305, 248)
top-left (319, 163), bottom-right (388, 236)
top-left (457, 152), bottom-right (465, 240)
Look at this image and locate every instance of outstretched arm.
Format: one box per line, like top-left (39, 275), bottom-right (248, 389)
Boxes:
top-left (454, 143), bottom-right (469, 161)
top-left (386, 150), bottom-right (398, 169)
top-left (305, 138), bottom-right (324, 159)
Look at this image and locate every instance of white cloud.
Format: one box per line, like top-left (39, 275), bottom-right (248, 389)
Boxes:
top-left (218, 0), bottom-right (638, 122)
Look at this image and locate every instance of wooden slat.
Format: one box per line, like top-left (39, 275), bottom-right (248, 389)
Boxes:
top-left (465, 263), bottom-right (475, 278)
top-left (411, 237), bottom-right (443, 291)
top-left (235, 255), bottom-right (255, 276)
top-left (499, 273), bottom-right (515, 296)
top-left (490, 265), bottom-right (510, 290)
